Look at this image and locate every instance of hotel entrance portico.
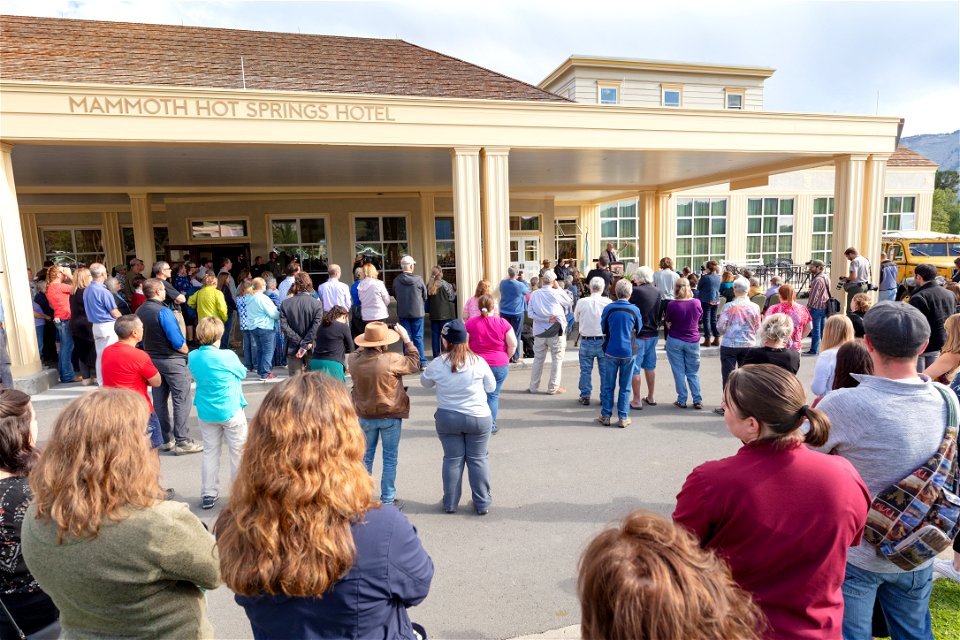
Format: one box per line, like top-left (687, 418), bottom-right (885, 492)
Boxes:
top-left (0, 16), bottom-right (902, 385)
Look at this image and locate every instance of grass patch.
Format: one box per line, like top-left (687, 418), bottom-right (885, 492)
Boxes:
top-left (932, 579), bottom-right (960, 640)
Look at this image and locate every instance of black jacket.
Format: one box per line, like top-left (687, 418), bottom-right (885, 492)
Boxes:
top-left (908, 282), bottom-right (956, 353)
top-left (280, 292), bottom-right (323, 353)
top-left (392, 272), bottom-right (427, 319)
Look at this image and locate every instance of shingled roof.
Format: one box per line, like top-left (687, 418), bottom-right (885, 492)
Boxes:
top-left (888, 146), bottom-right (939, 168)
top-left (0, 15), bottom-right (566, 102)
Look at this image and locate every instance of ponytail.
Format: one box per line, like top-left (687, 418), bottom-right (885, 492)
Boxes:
top-left (801, 406), bottom-right (831, 448)
top-left (477, 294), bottom-right (495, 318)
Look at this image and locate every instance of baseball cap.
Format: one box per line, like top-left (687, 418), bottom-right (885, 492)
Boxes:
top-left (400, 255), bottom-right (416, 268)
top-left (440, 319), bottom-right (468, 345)
top-left (863, 302), bottom-right (930, 358)
top-left (806, 259), bottom-right (825, 268)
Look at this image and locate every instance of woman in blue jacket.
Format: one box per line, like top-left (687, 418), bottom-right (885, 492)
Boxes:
top-left (215, 373), bottom-right (434, 640)
top-left (697, 261), bottom-right (722, 347)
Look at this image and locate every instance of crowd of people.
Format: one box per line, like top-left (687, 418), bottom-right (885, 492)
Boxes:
top-left (0, 246), bottom-right (959, 640)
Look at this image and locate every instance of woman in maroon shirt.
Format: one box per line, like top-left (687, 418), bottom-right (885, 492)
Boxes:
top-left (673, 364), bottom-right (870, 639)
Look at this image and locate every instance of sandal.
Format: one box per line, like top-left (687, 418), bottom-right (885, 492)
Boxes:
top-left (673, 401), bottom-right (687, 409)
top-left (643, 397), bottom-right (657, 406)
top-left (629, 402), bottom-right (643, 410)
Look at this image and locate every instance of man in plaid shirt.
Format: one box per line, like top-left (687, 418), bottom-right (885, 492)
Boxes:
top-left (804, 259), bottom-right (831, 355)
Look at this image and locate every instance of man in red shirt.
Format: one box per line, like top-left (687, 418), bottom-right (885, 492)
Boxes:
top-left (101, 314), bottom-right (163, 452)
top-left (45, 265), bottom-right (77, 384)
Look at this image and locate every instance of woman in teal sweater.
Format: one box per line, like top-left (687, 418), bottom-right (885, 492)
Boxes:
top-left (22, 388), bottom-right (221, 639)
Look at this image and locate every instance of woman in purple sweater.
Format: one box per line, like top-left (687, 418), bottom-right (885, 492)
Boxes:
top-left (664, 278), bottom-right (704, 409)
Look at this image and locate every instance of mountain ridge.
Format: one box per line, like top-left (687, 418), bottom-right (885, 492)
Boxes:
top-left (900, 131), bottom-right (959, 171)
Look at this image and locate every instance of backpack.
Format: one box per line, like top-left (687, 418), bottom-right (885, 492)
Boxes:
top-left (863, 384), bottom-right (960, 570)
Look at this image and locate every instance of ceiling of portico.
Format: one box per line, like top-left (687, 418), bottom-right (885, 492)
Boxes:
top-left (11, 143), bottom-right (833, 204)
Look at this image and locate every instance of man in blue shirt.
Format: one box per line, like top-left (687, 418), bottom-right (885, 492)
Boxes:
top-left (84, 263), bottom-right (121, 384)
top-left (598, 279), bottom-right (642, 428)
top-left (136, 278), bottom-right (203, 455)
top-left (498, 266), bottom-right (530, 362)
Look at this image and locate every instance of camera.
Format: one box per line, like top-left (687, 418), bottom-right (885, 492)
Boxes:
top-left (836, 276), bottom-right (847, 290)
top-left (867, 284), bottom-right (878, 292)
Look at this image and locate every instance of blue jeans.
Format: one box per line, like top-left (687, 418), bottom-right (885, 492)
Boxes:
top-left (666, 337), bottom-right (702, 404)
top-left (220, 311), bottom-right (235, 350)
top-left (431, 320), bottom-right (451, 358)
top-left (501, 313), bottom-right (524, 360)
top-left (55, 319), bottom-right (75, 383)
top-left (702, 303), bottom-right (719, 338)
top-left (600, 353), bottom-right (635, 419)
top-left (252, 327), bottom-right (275, 378)
top-left (879, 288), bottom-right (897, 302)
top-left (487, 365), bottom-right (509, 432)
top-left (578, 337), bottom-right (604, 399)
top-left (36, 325), bottom-right (44, 359)
top-left (435, 408), bottom-right (492, 512)
top-left (841, 562), bottom-right (933, 640)
top-left (359, 417), bottom-right (402, 504)
top-left (399, 317), bottom-right (426, 366)
top-left (809, 307), bottom-right (827, 354)
top-left (241, 329), bottom-right (258, 370)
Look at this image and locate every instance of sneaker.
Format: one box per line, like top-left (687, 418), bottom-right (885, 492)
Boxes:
top-left (159, 439), bottom-right (176, 452)
top-left (933, 558), bottom-right (960, 583)
top-left (547, 387), bottom-right (566, 395)
top-left (802, 351), bottom-right (819, 357)
top-left (713, 407), bottom-right (725, 416)
top-left (578, 397), bottom-right (590, 406)
top-left (384, 498), bottom-right (405, 512)
top-left (259, 373), bottom-right (275, 381)
top-left (595, 415), bottom-right (611, 426)
top-left (174, 439), bottom-right (203, 455)
top-left (201, 495), bottom-right (218, 510)
top-left (476, 508), bottom-right (489, 516)
top-left (618, 417), bottom-right (631, 428)
top-left (692, 402), bottom-right (704, 410)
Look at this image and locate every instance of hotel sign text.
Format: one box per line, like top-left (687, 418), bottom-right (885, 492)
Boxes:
top-left (67, 94), bottom-right (398, 122)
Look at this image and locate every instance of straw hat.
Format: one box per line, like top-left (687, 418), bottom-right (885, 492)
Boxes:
top-left (354, 321), bottom-right (400, 347)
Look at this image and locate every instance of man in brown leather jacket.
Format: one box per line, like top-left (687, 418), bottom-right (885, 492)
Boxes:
top-left (349, 321), bottom-right (420, 509)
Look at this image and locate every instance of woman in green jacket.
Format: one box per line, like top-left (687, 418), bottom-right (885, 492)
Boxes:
top-left (22, 388), bottom-right (221, 639)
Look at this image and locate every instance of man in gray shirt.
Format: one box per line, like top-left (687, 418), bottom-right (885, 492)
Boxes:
top-left (814, 302), bottom-right (947, 639)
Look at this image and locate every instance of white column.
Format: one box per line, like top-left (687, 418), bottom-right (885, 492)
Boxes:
top-left (102, 211), bottom-right (124, 272)
top-left (861, 154), bottom-right (890, 276)
top-left (451, 147), bottom-right (482, 316)
top-left (129, 193), bottom-right (154, 267)
top-left (19, 211), bottom-right (42, 272)
top-left (578, 204), bottom-right (600, 274)
top-left (419, 192), bottom-right (436, 272)
top-left (656, 193), bottom-right (674, 264)
top-left (726, 193), bottom-right (748, 262)
top-left (793, 194), bottom-right (815, 265)
top-left (0, 144), bottom-right (41, 377)
top-left (638, 191), bottom-right (657, 267)
top-left (481, 147), bottom-right (510, 282)
top-left (832, 155), bottom-right (867, 296)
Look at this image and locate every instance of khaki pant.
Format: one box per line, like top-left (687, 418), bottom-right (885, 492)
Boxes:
top-left (528, 335), bottom-right (566, 393)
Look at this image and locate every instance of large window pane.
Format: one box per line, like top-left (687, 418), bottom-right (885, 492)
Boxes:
top-left (779, 199), bottom-right (794, 217)
top-left (354, 218), bottom-right (380, 242)
top-left (747, 237), bottom-right (761, 254)
top-left (903, 197), bottom-right (916, 212)
top-left (676, 238), bottom-right (692, 256)
top-left (694, 200), bottom-right (710, 217)
top-left (601, 220), bottom-right (618, 237)
top-left (677, 200), bottom-right (693, 218)
top-left (693, 218), bottom-right (709, 236)
top-left (763, 198), bottom-right (779, 216)
top-left (677, 219), bottom-right (692, 236)
top-left (42, 230), bottom-right (73, 254)
top-left (710, 237), bottom-right (725, 255)
top-left (121, 227), bottom-right (136, 254)
top-left (748, 199), bottom-right (762, 216)
top-left (618, 219), bottom-right (636, 238)
top-left (301, 218), bottom-right (326, 244)
top-left (711, 218), bottom-right (726, 235)
top-left (887, 197), bottom-right (902, 214)
top-left (814, 216), bottom-right (827, 233)
top-left (763, 217), bottom-right (777, 234)
top-left (272, 220), bottom-right (298, 244)
top-left (191, 221), bottom-right (220, 239)
top-left (693, 238), bottom-right (708, 255)
top-left (383, 217), bottom-right (407, 241)
top-left (747, 218), bottom-right (761, 234)
top-left (221, 221), bottom-right (247, 238)
top-left (436, 217), bottom-right (454, 241)
top-left (711, 200), bottom-right (727, 217)
top-left (619, 203), bottom-right (636, 219)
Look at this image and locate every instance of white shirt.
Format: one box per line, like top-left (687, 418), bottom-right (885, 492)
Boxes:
top-left (850, 255), bottom-right (871, 283)
top-left (573, 293), bottom-right (612, 337)
top-left (421, 354), bottom-right (495, 417)
top-left (277, 276), bottom-right (295, 299)
top-left (358, 277), bottom-right (390, 321)
top-left (811, 347), bottom-right (840, 396)
top-left (653, 269), bottom-right (679, 300)
top-left (317, 278), bottom-right (352, 312)
top-left (527, 285), bottom-right (573, 336)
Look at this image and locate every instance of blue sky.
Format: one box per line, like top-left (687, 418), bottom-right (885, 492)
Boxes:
top-left (6, 0), bottom-right (959, 136)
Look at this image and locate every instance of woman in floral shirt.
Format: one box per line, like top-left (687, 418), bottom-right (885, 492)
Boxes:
top-left (763, 284), bottom-right (812, 353)
top-left (716, 277), bottom-right (762, 400)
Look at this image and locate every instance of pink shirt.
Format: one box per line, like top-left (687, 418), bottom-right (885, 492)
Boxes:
top-left (463, 296), bottom-right (499, 321)
top-left (465, 315), bottom-right (512, 367)
top-left (765, 302), bottom-right (812, 352)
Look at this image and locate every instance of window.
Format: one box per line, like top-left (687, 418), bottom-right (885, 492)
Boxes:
top-left (598, 82), bottom-right (620, 105)
top-left (271, 217), bottom-right (328, 283)
top-left (600, 199), bottom-right (638, 261)
top-left (675, 198), bottom-right (727, 272)
top-left (555, 219), bottom-right (580, 266)
top-left (888, 242), bottom-right (904, 262)
top-left (509, 215), bottom-right (541, 232)
top-left (189, 219), bottom-right (248, 240)
top-left (725, 90), bottom-right (744, 110)
top-left (746, 197), bottom-right (795, 264)
top-left (661, 84), bottom-right (682, 107)
top-left (42, 228), bottom-right (105, 267)
top-left (121, 225), bottom-right (169, 266)
top-left (884, 196), bottom-right (917, 231)
top-left (435, 216), bottom-right (456, 284)
top-left (811, 197), bottom-right (834, 266)
top-left (353, 215), bottom-right (408, 289)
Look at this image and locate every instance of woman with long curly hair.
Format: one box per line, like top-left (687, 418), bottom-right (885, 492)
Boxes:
top-left (0, 389), bottom-right (60, 638)
top-left (579, 510), bottom-right (763, 640)
top-left (216, 373), bottom-right (433, 638)
top-left (68, 267), bottom-right (97, 385)
top-left (21, 388), bottom-right (220, 637)
top-left (674, 364), bottom-right (870, 639)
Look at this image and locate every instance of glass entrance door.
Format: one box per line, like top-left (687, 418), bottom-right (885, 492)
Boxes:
top-left (509, 236), bottom-right (540, 277)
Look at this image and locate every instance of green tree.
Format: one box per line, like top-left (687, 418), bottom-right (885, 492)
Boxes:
top-left (935, 169), bottom-right (959, 193)
top-left (932, 188), bottom-right (960, 233)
